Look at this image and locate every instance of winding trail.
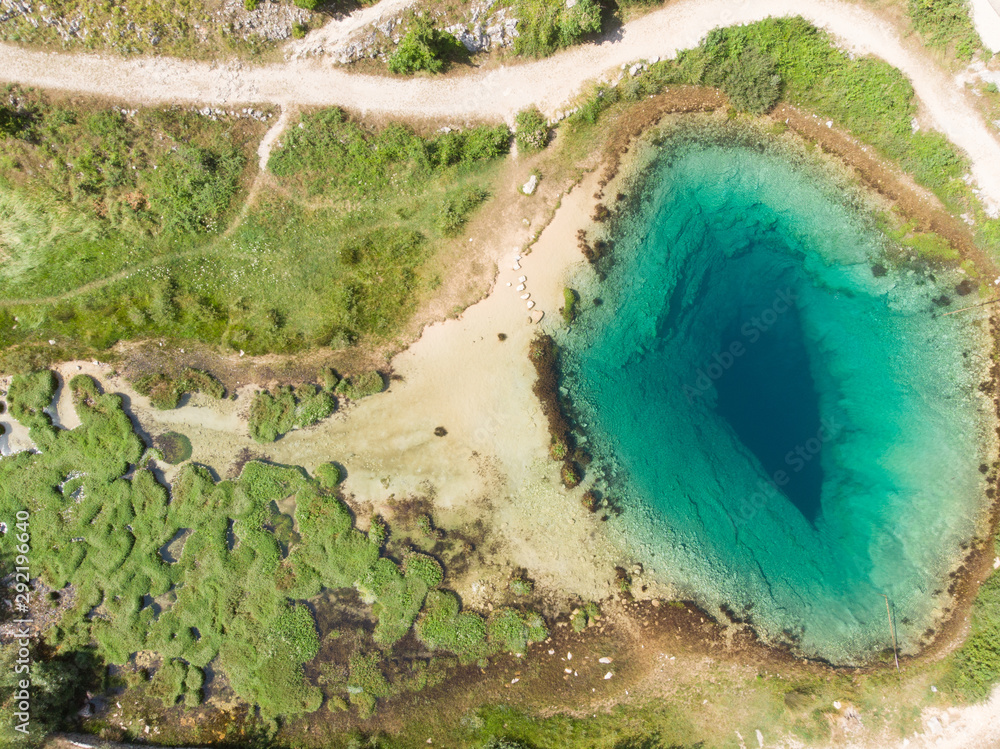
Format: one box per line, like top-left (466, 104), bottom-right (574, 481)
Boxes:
top-left (1, 0), bottom-right (1000, 212)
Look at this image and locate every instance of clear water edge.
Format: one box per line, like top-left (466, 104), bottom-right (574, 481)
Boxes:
top-left (557, 118), bottom-right (998, 665)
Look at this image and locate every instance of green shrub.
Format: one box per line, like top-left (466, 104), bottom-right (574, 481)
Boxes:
top-left (335, 371), bottom-right (385, 400)
top-left (515, 107), bottom-right (549, 152)
top-left (321, 367), bottom-right (341, 392)
top-left (292, 22), bottom-right (307, 39)
top-left (154, 431), bottom-right (193, 464)
top-left (294, 0), bottom-right (320, 8)
top-left (514, 0), bottom-right (602, 58)
top-left (487, 608), bottom-right (548, 653)
top-left (389, 18), bottom-right (466, 75)
top-left (416, 591), bottom-right (490, 661)
top-left (244, 0), bottom-right (259, 9)
top-left (718, 49), bottom-right (782, 114)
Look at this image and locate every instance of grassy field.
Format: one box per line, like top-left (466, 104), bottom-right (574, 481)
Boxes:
top-left (0, 93), bottom-right (510, 366)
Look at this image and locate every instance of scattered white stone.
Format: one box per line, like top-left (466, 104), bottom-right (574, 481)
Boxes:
top-left (239, 350), bottom-right (245, 357)
top-left (833, 701), bottom-right (842, 709)
top-left (520, 293), bottom-right (530, 300)
top-left (548, 649), bottom-right (555, 655)
top-left (513, 261), bottom-right (521, 270)
top-left (48, 339), bottom-right (55, 345)
top-left (993, 556), bottom-right (1000, 569)
top-left (564, 667), bottom-right (573, 673)
top-left (604, 671), bottom-right (613, 680)
top-left (599, 657), bottom-right (612, 664)
top-left (517, 284), bottom-right (525, 291)
top-left (756, 729), bottom-right (764, 748)
top-left (826, 120), bottom-right (833, 128)
top-left (522, 174), bottom-right (538, 195)
top-left (931, 685), bottom-right (938, 692)
top-left (567, 652), bottom-right (572, 660)
top-left (518, 275), bottom-right (526, 282)
top-left (511, 678), bottom-right (519, 684)
top-left (527, 301), bottom-right (535, 309)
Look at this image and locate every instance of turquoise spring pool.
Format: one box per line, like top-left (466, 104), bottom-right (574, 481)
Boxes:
top-left (561, 131), bottom-right (995, 663)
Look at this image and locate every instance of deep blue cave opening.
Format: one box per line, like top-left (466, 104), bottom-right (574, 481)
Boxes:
top-left (713, 302), bottom-right (825, 523)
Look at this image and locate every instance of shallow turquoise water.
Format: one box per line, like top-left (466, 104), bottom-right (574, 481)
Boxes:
top-left (563, 136), bottom-right (993, 663)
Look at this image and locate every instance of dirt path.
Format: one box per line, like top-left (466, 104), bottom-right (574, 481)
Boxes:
top-left (1, 0), bottom-right (999, 214)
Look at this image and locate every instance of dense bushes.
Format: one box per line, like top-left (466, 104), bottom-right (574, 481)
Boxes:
top-left (248, 383), bottom-right (335, 442)
top-left (269, 108), bottom-right (510, 197)
top-left (388, 18), bottom-right (466, 74)
top-left (945, 539), bottom-right (1000, 701)
top-left (145, 143), bottom-right (244, 233)
top-left (0, 90), bottom-right (247, 238)
top-left (908, 0), bottom-right (981, 59)
top-left (514, 0), bottom-right (603, 58)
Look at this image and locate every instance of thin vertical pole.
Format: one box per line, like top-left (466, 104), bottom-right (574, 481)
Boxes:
top-left (883, 594), bottom-right (900, 677)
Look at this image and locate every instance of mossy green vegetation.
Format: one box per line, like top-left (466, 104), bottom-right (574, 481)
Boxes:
top-left (248, 383), bottom-right (336, 442)
top-left (153, 431), bottom-right (193, 464)
top-left (316, 461), bottom-right (344, 488)
top-left (561, 287), bottom-right (578, 323)
top-left (0, 371), bottom-right (547, 721)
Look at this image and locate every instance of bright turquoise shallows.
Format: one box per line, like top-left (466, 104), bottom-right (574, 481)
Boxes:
top-left (563, 139), bottom-right (992, 664)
